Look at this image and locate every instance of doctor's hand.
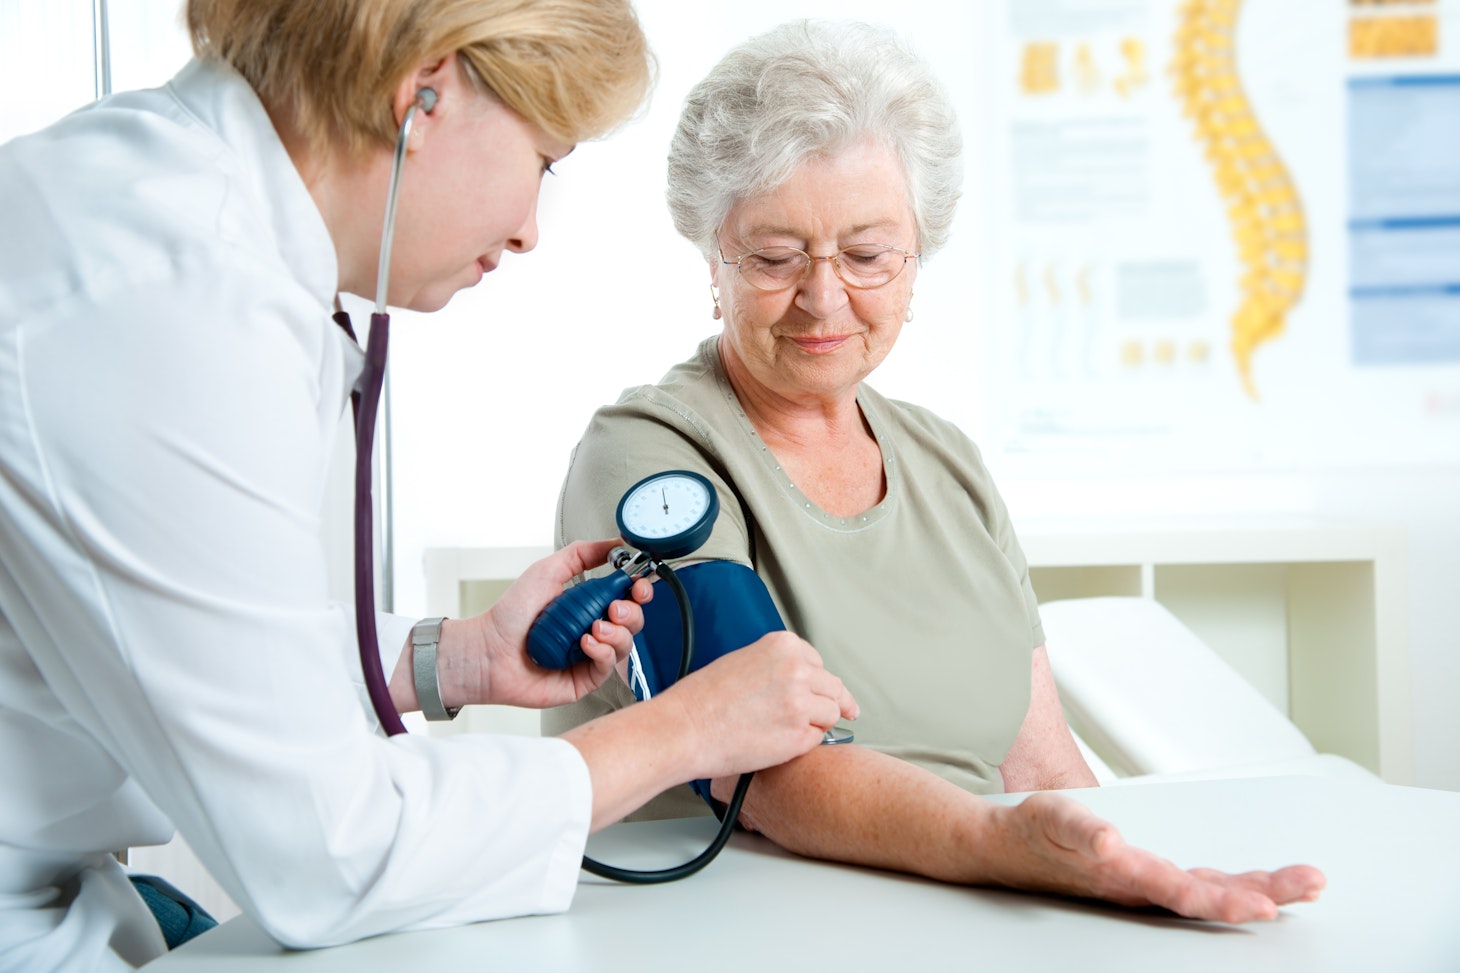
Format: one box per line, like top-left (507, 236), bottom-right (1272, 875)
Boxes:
top-left (558, 631), bottom-right (857, 832)
top-left (661, 632), bottom-right (860, 779)
top-left (481, 540), bottom-right (652, 708)
top-left (389, 540), bottom-right (650, 716)
top-left (980, 791), bottom-right (1326, 923)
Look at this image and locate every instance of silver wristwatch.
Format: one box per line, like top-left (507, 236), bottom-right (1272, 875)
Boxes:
top-left (411, 616), bottom-right (459, 721)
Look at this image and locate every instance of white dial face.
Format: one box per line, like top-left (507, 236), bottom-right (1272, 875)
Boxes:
top-left (620, 474), bottom-right (711, 540)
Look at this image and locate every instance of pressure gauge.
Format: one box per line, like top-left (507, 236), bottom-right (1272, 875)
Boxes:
top-left (528, 470), bottom-right (718, 671)
top-left (616, 470), bottom-right (719, 560)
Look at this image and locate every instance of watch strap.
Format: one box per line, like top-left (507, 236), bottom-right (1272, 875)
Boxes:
top-left (411, 616), bottom-right (459, 721)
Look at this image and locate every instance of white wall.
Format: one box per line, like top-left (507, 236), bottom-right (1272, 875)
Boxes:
top-left (383, 0), bottom-right (1460, 793)
top-left (3, 1), bottom-right (1455, 799)
top-left (383, 0), bottom-right (990, 614)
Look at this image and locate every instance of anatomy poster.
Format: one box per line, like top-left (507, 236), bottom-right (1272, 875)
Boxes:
top-left (985, 0), bottom-right (1460, 473)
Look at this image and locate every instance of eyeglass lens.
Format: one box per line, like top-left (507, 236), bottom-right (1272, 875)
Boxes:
top-left (736, 245), bottom-right (912, 290)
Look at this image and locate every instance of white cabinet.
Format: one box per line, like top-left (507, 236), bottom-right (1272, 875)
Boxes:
top-left (1018, 518), bottom-right (1411, 783)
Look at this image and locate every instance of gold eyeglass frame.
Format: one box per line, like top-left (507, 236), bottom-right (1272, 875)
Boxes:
top-left (719, 244), bottom-right (921, 291)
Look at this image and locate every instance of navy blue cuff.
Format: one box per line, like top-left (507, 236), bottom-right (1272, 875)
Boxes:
top-left (625, 561), bottom-right (785, 813)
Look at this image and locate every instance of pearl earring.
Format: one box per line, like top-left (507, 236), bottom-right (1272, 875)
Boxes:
top-left (710, 285), bottom-right (722, 321)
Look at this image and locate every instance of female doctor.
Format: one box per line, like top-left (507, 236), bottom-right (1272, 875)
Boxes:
top-left (0, 1), bottom-right (857, 969)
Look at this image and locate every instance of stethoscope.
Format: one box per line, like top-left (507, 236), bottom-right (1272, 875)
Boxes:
top-left (333, 87), bottom-right (438, 738)
top-left (333, 90), bottom-right (741, 883)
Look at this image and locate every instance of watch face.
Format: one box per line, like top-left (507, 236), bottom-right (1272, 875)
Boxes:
top-left (616, 471), bottom-right (718, 558)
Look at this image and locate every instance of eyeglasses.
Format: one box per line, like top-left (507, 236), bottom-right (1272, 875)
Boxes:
top-left (719, 244), bottom-right (920, 292)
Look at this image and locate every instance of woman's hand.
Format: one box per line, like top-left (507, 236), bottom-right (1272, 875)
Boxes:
top-left (978, 791), bottom-right (1326, 922)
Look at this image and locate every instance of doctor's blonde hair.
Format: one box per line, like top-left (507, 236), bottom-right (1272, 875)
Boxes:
top-left (187, 0), bottom-right (654, 157)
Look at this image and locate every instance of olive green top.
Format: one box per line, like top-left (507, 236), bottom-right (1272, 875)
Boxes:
top-left (545, 338), bottom-right (1043, 817)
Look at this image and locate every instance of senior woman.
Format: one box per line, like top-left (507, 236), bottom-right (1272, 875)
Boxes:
top-left (0, 2), bottom-right (857, 968)
top-left (549, 19), bottom-right (1324, 923)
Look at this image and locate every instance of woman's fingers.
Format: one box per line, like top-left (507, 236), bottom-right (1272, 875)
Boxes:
top-left (1187, 865), bottom-right (1327, 904)
top-left (1122, 857), bottom-right (1325, 921)
top-left (1033, 792), bottom-right (1120, 859)
top-left (1013, 793), bottom-right (1325, 923)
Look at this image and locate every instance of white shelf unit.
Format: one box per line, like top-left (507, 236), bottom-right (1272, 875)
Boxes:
top-left (422, 518), bottom-right (1412, 783)
top-left (1017, 517), bottom-right (1412, 784)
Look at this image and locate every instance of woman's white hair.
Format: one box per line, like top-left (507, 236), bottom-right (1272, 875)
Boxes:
top-left (667, 19), bottom-right (963, 260)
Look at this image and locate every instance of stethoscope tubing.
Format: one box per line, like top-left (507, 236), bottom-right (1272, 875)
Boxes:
top-left (353, 91), bottom-right (436, 737)
top-left (375, 91), bottom-right (434, 315)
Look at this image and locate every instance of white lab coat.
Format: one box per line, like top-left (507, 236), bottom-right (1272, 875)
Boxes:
top-left (0, 59), bottom-right (591, 971)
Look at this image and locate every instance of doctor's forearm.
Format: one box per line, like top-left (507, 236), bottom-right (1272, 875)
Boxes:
top-left (559, 699), bottom-right (705, 832)
top-left (711, 745), bottom-right (1008, 885)
top-left (386, 618), bottom-right (484, 716)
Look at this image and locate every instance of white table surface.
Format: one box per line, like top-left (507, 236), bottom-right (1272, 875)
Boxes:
top-left (150, 775), bottom-right (1460, 972)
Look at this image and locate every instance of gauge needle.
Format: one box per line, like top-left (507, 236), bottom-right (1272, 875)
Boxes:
top-left (662, 488), bottom-right (668, 514)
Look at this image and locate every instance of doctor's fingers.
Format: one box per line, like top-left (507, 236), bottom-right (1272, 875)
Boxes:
top-left (604, 588), bottom-right (649, 636)
top-left (570, 629), bottom-right (620, 692)
top-left (802, 665), bottom-right (858, 725)
top-left (746, 652), bottom-right (858, 736)
top-left (739, 631), bottom-right (858, 716)
top-left (586, 613), bottom-right (638, 665)
top-left (668, 637), bottom-right (852, 743)
top-left (630, 576), bottom-right (653, 605)
top-left (552, 538), bottom-right (625, 581)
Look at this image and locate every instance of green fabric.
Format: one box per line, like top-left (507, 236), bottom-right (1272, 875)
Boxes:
top-left (547, 337), bottom-right (1043, 818)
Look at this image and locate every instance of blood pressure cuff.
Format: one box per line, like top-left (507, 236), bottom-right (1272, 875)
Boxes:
top-left (626, 560), bottom-right (785, 806)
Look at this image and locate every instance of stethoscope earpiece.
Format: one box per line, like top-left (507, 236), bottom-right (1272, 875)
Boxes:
top-left (344, 79), bottom-right (443, 740)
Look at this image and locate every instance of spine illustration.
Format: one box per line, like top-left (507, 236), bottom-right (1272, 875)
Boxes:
top-left (1170, 0), bottom-right (1308, 399)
